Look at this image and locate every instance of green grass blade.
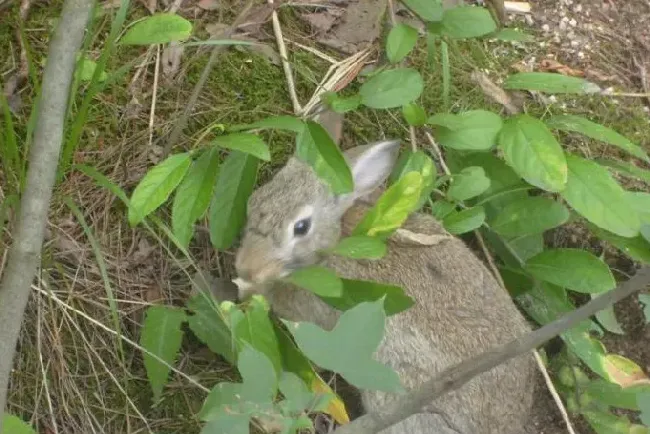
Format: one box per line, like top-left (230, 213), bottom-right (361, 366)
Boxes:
top-left (0, 84), bottom-right (19, 191)
top-left (63, 195), bottom-right (125, 361)
top-left (440, 39), bottom-right (450, 111)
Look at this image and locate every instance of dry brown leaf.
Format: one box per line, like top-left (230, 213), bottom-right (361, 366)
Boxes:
top-left (237, 3), bottom-right (274, 39)
top-left (205, 21), bottom-right (229, 38)
top-left (392, 228), bottom-right (453, 247)
top-left (139, 0), bottom-right (156, 14)
top-left (316, 0), bottom-right (387, 54)
top-left (3, 73), bottom-right (25, 114)
top-left (53, 234), bottom-right (87, 267)
top-left (145, 285), bottom-right (164, 303)
top-left (197, 0), bottom-right (219, 10)
top-left (301, 11), bottom-right (340, 34)
top-left (131, 238), bottom-right (155, 266)
top-left (538, 59), bottom-right (585, 77)
top-left (162, 42), bottom-right (184, 78)
top-left (471, 71), bottom-right (522, 115)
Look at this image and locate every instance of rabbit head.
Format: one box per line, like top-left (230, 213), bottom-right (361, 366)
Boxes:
top-left (234, 139), bottom-right (401, 295)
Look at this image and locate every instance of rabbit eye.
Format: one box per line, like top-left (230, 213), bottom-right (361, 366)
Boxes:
top-left (293, 218), bottom-right (312, 237)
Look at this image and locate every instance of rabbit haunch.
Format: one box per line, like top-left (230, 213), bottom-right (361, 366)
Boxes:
top-left (234, 139), bottom-right (535, 434)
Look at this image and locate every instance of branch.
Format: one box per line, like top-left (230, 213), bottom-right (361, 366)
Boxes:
top-left (334, 266), bottom-right (650, 434)
top-left (161, 0), bottom-right (255, 157)
top-left (0, 0), bottom-right (93, 424)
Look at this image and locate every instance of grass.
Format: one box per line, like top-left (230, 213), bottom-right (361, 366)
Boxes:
top-left (1, 2), bottom-right (649, 433)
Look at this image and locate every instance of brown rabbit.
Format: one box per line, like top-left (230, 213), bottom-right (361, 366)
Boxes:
top-left (233, 128), bottom-right (536, 433)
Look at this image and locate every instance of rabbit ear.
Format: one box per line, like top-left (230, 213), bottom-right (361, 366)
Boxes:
top-left (348, 139), bottom-right (401, 199)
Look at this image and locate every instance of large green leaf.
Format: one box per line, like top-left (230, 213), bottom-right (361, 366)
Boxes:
top-left (284, 299), bottom-right (403, 393)
top-left (492, 28), bottom-right (535, 42)
top-left (589, 223), bottom-right (650, 264)
top-left (233, 296), bottom-right (282, 374)
top-left (401, 0), bottom-right (443, 21)
top-left (359, 68), bottom-right (424, 109)
top-left (639, 391), bottom-right (650, 427)
top-left (213, 133), bottom-right (271, 161)
top-left (321, 91), bottom-right (362, 114)
top-left (443, 206), bottom-right (485, 235)
top-left (285, 266), bottom-right (343, 297)
top-left (428, 110), bottom-right (502, 151)
top-left (128, 153), bottom-right (192, 226)
top-left (489, 196), bottom-right (570, 237)
top-left (201, 414), bottom-right (250, 434)
top-left (584, 380), bottom-right (650, 411)
top-left (525, 248), bottom-right (615, 294)
top-left (319, 279), bottom-right (414, 316)
top-left (504, 72), bottom-right (600, 94)
top-left (546, 115), bottom-right (648, 162)
top-left (186, 294), bottom-right (236, 363)
top-left (121, 13), bottom-right (193, 45)
top-left (401, 103), bottom-right (427, 126)
top-left (140, 305), bottom-right (187, 401)
top-left (440, 6), bottom-right (497, 39)
top-left (389, 150), bottom-right (436, 209)
top-left (330, 235), bottom-right (387, 260)
top-left (561, 154), bottom-right (640, 238)
top-left (591, 292), bottom-right (624, 335)
top-left (1, 414), bottom-right (36, 434)
top-left (171, 148), bottom-right (220, 248)
top-left (296, 121), bottom-right (353, 195)
top-left (238, 346), bottom-right (278, 403)
top-left (353, 171), bottom-right (423, 238)
top-left (386, 23), bottom-right (418, 63)
top-left (498, 114), bottom-right (567, 192)
top-left (209, 151), bottom-right (258, 249)
top-left (447, 166), bottom-right (491, 201)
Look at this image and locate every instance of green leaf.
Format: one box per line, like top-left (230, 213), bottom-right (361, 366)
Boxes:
top-left (318, 279), bottom-right (414, 316)
top-left (401, 0), bottom-right (443, 21)
top-left (429, 110), bottom-right (503, 151)
top-left (359, 68), bottom-right (424, 109)
top-left (492, 28), bottom-right (535, 42)
top-left (440, 7), bottom-right (497, 39)
top-left (597, 158), bottom-right (650, 185)
top-left (627, 191), bottom-right (650, 224)
top-left (121, 13), bottom-right (193, 45)
top-left (489, 196), bottom-right (570, 237)
top-left (640, 294), bottom-right (650, 324)
top-left (561, 154), bottom-right (640, 238)
top-left (285, 266), bottom-right (343, 297)
top-left (172, 148), bottom-right (220, 248)
top-left (1, 414), bottom-right (36, 434)
top-left (504, 72), bottom-right (601, 94)
top-left (209, 151), bottom-right (258, 249)
top-left (525, 248), bottom-right (615, 294)
top-left (588, 222), bottom-right (650, 264)
top-left (330, 236), bottom-right (387, 259)
top-left (296, 121), bottom-right (354, 195)
top-left (590, 293), bottom-right (624, 335)
top-left (186, 294), bottom-right (236, 363)
top-left (546, 115), bottom-right (648, 162)
top-left (321, 91), bottom-right (362, 113)
top-left (443, 206), bottom-right (485, 234)
top-left (238, 346), bottom-right (277, 402)
top-left (639, 391), bottom-right (650, 427)
top-left (278, 372), bottom-right (314, 414)
top-left (430, 200), bottom-right (455, 220)
top-left (128, 153), bottom-right (192, 226)
top-left (402, 103), bottom-right (427, 126)
top-left (284, 299), bottom-right (404, 393)
top-left (447, 166), bottom-right (491, 201)
top-left (389, 150), bottom-right (436, 209)
top-left (234, 296), bottom-right (282, 374)
top-left (584, 380), bottom-right (650, 411)
top-left (213, 133), bottom-right (271, 161)
top-left (353, 171), bottom-right (423, 238)
top-left (76, 57), bottom-right (107, 82)
top-left (498, 114), bottom-right (567, 192)
top-left (386, 23), bottom-right (419, 63)
top-left (201, 413), bottom-right (250, 434)
top-left (230, 115), bottom-right (305, 133)
top-left (140, 305), bottom-right (187, 401)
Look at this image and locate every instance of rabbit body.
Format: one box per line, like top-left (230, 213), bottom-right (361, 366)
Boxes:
top-left (235, 140), bottom-right (536, 434)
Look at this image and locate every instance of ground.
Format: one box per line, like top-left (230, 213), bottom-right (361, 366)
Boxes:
top-left (0, 0), bottom-right (649, 433)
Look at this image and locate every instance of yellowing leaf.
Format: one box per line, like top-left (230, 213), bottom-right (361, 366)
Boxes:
top-left (310, 376), bottom-right (350, 424)
top-left (603, 354), bottom-right (650, 388)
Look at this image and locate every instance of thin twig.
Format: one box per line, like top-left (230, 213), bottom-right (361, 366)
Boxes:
top-left (268, 0), bottom-right (301, 114)
top-left (0, 0), bottom-right (94, 424)
top-left (409, 126), bottom-right (417, 152)
top-left (148, 44), bottom-right (161, 148)
top-left (334, 267), bottom-right (650, 434)
top-left (425, 131), bottom-right (451, 176)
top-left (161, 0), bottom-right (255, 157)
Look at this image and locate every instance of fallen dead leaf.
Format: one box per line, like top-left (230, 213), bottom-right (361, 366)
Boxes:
top-left (139, 0), bottom-right (156, 14)
top-left (162, 41), bottom-right (184, 78)
top-left (538, 59), bottom-right (585, 77)
top-left (237, 3), bottom-right (274, 40)
top-left (391, 228), bottom-right (453, 247)
top-left (145, 285), bottom-right (164, 303)
top-left (131, 238), bottom-right (155, 266)
top-left (197, 0), bottom-right (219, 10)
top-left (471, 70), bottom-right (522, 115)
top-left (205, 21), bottom-right (230, 38)
top-left (301, 11), bottom-right (341, 34)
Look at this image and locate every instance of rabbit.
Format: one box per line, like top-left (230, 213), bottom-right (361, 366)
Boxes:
top-left (233, 133), bottom-right (536, 433)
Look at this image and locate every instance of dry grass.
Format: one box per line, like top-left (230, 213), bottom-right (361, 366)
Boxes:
top-left (1, 1), bottom-right (649, 433)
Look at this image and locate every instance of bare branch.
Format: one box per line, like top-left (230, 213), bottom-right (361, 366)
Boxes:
top-left (334, 266), bottom-right (650, 434)
top-left (0, 0), bottom-right (93, 424)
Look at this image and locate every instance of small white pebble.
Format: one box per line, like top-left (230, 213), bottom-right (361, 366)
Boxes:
top-left (542, 24), bottom-right (550, 31)
top-left (525, 15), bottom-right (534, 25)
top-left (578, 51), bottom-right (585, 58)
top-left (549, 95), bottom-right (558, 103)
top-left (569, 18), bottom-right (577, 27)
top-left (570, 40), bottom-right (579, 47)
top-left (574, 4), bottom-right (583, 12)
top-left (559, 21), bottom-right (567, 30)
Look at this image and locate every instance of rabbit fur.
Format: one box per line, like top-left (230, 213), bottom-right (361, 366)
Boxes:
top-left (234, 138), bottom-right (536, 434)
